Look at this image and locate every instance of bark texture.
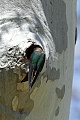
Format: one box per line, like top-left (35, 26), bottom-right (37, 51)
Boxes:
top-left (0, 0), bottom-right (76, 120)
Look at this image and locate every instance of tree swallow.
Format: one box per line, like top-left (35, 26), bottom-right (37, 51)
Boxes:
top-left (21, 45), bottom-right (45, 89)
top-left (28, 47), bottom-right (45, 89)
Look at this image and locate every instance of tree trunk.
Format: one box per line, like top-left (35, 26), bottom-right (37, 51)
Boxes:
top-left (0, 0), bottom-right (76, 120)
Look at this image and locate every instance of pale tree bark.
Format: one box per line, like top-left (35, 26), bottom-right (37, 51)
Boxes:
top-left (0, 0), bottom-right (76, 120)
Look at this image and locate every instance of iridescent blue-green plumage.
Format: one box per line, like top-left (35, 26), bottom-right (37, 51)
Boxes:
top-left (21, 44), bottom-right (45, 89)
top-left (28, 51), bottom-right (45, 88)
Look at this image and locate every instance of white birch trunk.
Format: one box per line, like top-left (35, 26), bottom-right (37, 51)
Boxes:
top-left (0, 0), bottom-right (76, 120)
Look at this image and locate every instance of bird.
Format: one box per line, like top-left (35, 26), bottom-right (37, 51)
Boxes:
top-left (21, 44), bottom-right (45, 89)
top-left (28, 46), bottom-right (45, 89)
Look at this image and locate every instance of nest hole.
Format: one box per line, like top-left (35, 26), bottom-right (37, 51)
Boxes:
top-left (25, 44), bottom-right (43, 59)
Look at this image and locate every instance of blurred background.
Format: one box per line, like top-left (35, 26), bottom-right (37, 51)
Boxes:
top-left (69, 0), bottom-right (80, 120)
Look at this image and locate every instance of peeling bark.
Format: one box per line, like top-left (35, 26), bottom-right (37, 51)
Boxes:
top-left (0, 0), bottom-right (76, 120)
